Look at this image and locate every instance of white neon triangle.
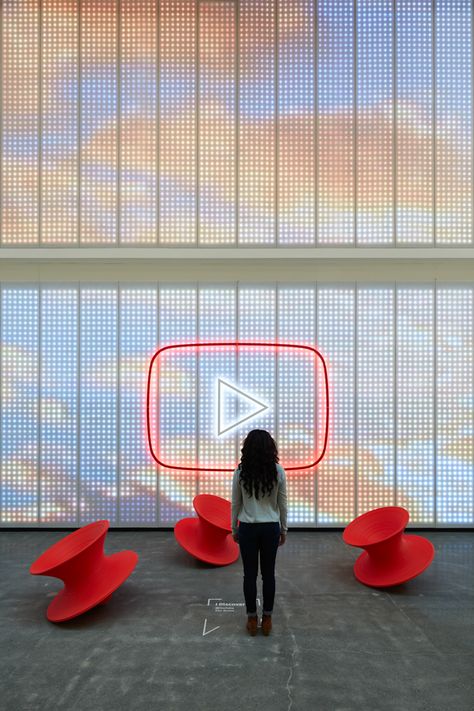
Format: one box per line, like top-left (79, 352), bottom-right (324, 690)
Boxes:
top-left (217, 379), bottom-right (269, 436)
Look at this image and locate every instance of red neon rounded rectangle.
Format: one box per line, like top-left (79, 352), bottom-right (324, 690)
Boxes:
top-left (147, 342), bottom-right (329, 472)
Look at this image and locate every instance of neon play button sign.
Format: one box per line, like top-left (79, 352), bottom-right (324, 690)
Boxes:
top-left (216, 378), bottom-right (269, 436)
top-left (147, 342), bottom-right (329, 472)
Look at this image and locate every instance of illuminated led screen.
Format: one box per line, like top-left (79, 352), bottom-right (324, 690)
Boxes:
top-left (0, 0), bottom-right (472, 246)
top-left (1, 283), bottom-right (473, 528)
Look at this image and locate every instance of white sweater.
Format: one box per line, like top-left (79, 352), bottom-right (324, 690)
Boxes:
top-left (231, 463), bottom-right (288, 536)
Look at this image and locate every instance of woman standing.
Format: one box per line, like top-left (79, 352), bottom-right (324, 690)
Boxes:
top-left (231, 429), bottom-right (288, 636)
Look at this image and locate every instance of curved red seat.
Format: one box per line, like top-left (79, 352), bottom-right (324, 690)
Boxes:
top-left (174, 494), bottom-right (239, 566)
top-left (30, 520), bottom-right (138, 622)
top-left (343, 506), bottom-right (434, 587)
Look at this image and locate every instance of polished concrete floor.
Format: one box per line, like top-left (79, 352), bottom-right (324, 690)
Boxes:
top-left (1, 530), bottom-right (473, 711)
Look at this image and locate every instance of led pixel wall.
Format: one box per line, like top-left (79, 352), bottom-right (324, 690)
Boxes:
top-left (0, 0), bottom-right (472, 246)
top-left (1, 283), bottom-right (473, 528)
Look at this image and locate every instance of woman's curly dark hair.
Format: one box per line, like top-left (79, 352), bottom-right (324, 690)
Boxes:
top-left (238, 429), bottom-right (279, 499)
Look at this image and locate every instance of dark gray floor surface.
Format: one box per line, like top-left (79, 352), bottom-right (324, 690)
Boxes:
top-left (1, 530), bottom-right (473, 711)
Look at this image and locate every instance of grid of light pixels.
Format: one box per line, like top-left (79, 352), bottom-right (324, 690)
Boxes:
top-left (436, 288), bottom-right (474, 522)
top-left (397, 0), bottom-right (433, 244)
top-left (119, 287), bottom-right (157, 524)
top-left (436, 0), bottom-right (472, 244)
top-left (199, 2), bottom-right (236, 245)
top-left (318, 0), bottom-right (354, 245)
top-left (121, 0), bottom-right (157, 244)
top-left (1, 288), bottom-right (39, 522)
top-left (317, 287), bottom-right (355, 524)
top-left (159, 0), bottom-right (196, 244)
top-left (278, 288), bottom-right (316, 522)
top-left (80, 0), bottom-right (117, 244)
top-left (239, 0), bottom-right (276, 245)
top-left (2, 0), bottom-right (39, 244)
top-left (198, 289), bottom-right (236, 498)
top-left (237, 288), bottom-right (277, 441)
top-left (396, 287), bottom-right (435, 523)
top-left (40, 288), bottom-right (78, 523)
top-left (42, 0), bottom-right (78, 245)
top-left (1, 1), bottom-right (474, 247)
top-left (80, 287), bottom-right (118, 522)
top-left (0, 283), bottom-right (473, 528)
top-left (278, 0), bottom-right (315, 245)
top-left (357, 287), bottom-right (395, 513)
top-left (158, 287), bottom-right (197, 521)
top-left (356, 0), bottom-right (393, 245)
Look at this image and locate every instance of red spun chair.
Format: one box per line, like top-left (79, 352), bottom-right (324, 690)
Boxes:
top-left (30, 520), bottom-right (138, 622)
top-left (174, 494), bottom-right (239, 566)
top-left (343, 506), bottom-right (434, 587)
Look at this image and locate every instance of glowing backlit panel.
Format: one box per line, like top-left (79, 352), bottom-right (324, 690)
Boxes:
top-left (158, 287), bottom-right (197, 522)
top-left (279, 0), bottom-right (315, 245)
top-left (357, 1), bottom-right (393, 245)
top-left (198, 289), bottom-right (236, 498)
top-left (199, 3), bottom-right (235, 245)
top-left (80, 288), bottom-right (118, 522)
top-left (40, 288), bottom-right (78, 523)
top-left (42, 0), bottom-right (78, 245)
top-left (357, 288), bottom-right (395, 513)
top-left (397, 0), bottom-right (433, 244)
top-left (1, 283), bottom-right (474, 528)
top-left (317, 287), bottom-right (355, 524)
top-left (278, 288), bottom-right (316, 522)
top-left (318, 0), bottom-right (354, 245)
top-left (119, 287), bottom-right (158, 523)
top-left (1, 1), bottom-right (473, 246)
top-left (436, 288), bottom-right (474, 523)
top-left (1, 288), bottom-right (39, 522)
top-left (159, 0), bottom-right (196, 245)
top-left (121, 0), bottom-right (157, 244)
top-left (397, 288), bottom-right (435, 523)
top-left (2, 0), bottom-right (39, 244)
top-left (436, 1), bottom-right (472, 244)
top-left (239, 0), bottom-right (276, 245)
top-left (81, 0), bottom-right (117, 244)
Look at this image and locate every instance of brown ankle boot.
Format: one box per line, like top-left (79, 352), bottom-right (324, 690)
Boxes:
top-left (261, 614), bottom-right (272, 636)
top-left (246, 616), bottom-right (258, 636)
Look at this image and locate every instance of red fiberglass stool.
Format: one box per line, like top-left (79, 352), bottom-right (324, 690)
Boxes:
top-left (30, 520), bottom-right (138, 622)
top-left (174, 494), bottom-right (239, 566)
top-left (343, 506), bottom-right (434, 588)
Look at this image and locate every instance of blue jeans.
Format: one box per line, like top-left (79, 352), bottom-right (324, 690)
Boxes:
top-left (238, 521), bottom-right (281, 615)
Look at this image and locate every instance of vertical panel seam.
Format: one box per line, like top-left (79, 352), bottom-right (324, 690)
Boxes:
top-left (353, 0), bottom-right (357, 246)
top-left (78, 0), bottom-right (82, 246)
top-left (39, 0), bottom-right (42, 246)
top-left (117, 0), bottom-right (121, 246)
top-left (117, 282), bottom-right (121, 524)
top-left (434, 279), bottom-right (437, 525)
top-left (0, 0), bottom-right (3, 245)
top-left (196, 0), bottom-right (200, 247)
top-left (393, 0), bottom-right (397, 247)
top-left (274, 0), bottom-right (278, 247)
top-left (314, 0), bottom-right (318, 247)
top-left (432, 0), bottom-right (436, 245)
top-left (354, 281), bottom-right (358, 517)
top-left (77, 282), bottom-right (81, 525)
top-left (38, 285), bottom-right (42, 522)
top-left (235, 0), bottom-right (240, 246)
top-left (156, 0), bottom-right (160, 245)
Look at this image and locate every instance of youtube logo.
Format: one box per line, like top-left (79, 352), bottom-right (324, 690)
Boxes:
top-left (147, 342), bottom-right (328, 472)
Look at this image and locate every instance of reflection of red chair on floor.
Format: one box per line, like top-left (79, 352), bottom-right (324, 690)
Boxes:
top-left (174, 494), bottom-right (239, 566)
top-left (30, 520), bottom-right (138, 622)
top-left (343, 506), bottom-right (434, 587)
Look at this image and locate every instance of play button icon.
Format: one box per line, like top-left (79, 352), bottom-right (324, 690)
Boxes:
top-left (217, 378), bottom-right (269, 436)
top-left (147, 341), bottom-right (329, 472)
